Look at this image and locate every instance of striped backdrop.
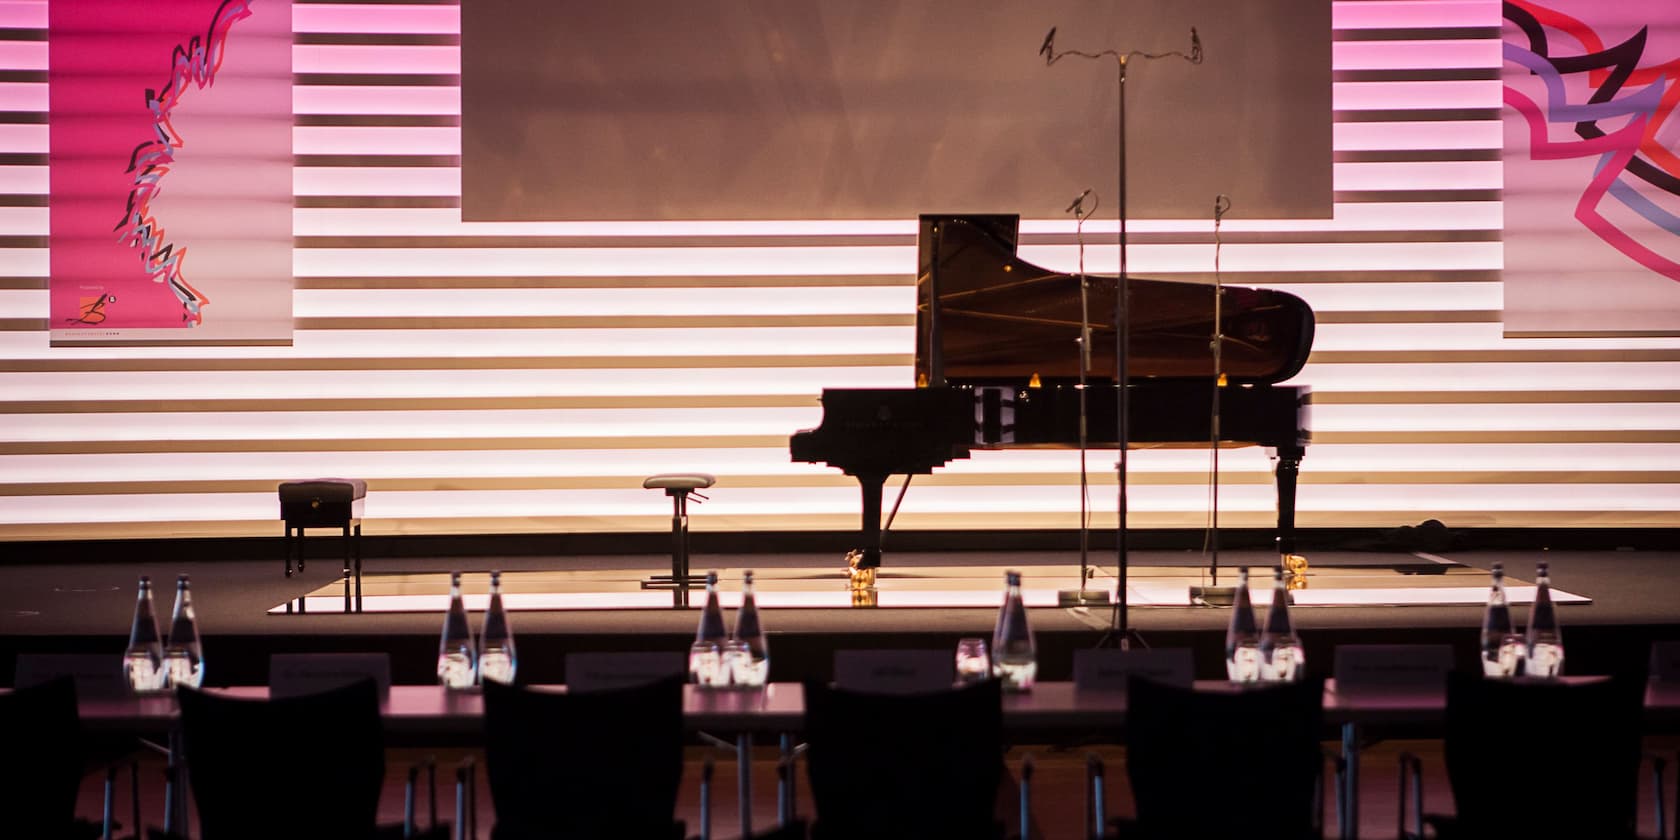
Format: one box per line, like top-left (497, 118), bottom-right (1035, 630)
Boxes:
top-left (0, 0), bottom-right (1675, 541)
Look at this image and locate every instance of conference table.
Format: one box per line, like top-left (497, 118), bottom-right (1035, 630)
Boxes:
top-left (65, 679), bottom-right (1680, 840)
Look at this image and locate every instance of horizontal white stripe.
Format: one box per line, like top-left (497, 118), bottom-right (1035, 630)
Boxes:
top-left (0, 81), bottom-right (45, 111)
top-left (0, 40), bottom-right (44, 70)
top-left (0, 159), bottom-right (1518, 198)
top-left (1332, 39), bottom-right (1501, 71)
top-left (1312, 322), bottom-right (1680, 352)
top-left (292, 4), bottom-right (460, 36)
top-left (285, 203), bottom-right (1505, 237)
top-left (3, 481), bottom-right (1676, 526)
top-left (1333, 80), bottom-right (1502, 111)
top-left (295, 166), bottom-right (458, 196)
top-left (1331, 0), bottom-right (1500, 30)
top-left (6, 442), bottom-right (1678, 480)
top-left (286, 242), bottom-right (1504, 278)
top-left (294, 125), bottom-right (460, 155)
top-left (0, 163), bottom-right (45, 193)
top-left (1311, 403), bottom-right (1680, 432)
top-left (291, 286), bottom-right (912, 317)
top-left (0, 366), bottom-right (912, 401)
top-left (1297, 362), bottom-right (1680, 391)
top-left (0, 326), bottom-right (913, 360)
top-left (0, 124), bottom-right (46, 153)
top-left (292, 44), bottom-right (460, 75)
top-left (1334, 121), bottom-right (1501, 151)
top-left (293, 85), bottom-right (461, 116)
top-left (1334, 160), bottom-right (1502, 191)
top-left (0, 281), bottom-right (1513, 319)
top-left (0, 1), bottom-right (44, 29)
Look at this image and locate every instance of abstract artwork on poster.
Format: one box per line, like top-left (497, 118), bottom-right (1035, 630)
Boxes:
top-left (1503, 0), bottom-right (1680, 336)
top-left (48, 0), bottom-right (293, 346)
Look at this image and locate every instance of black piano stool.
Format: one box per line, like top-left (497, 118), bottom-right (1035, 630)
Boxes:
top-left (278, 478), bottom-right (366, 614)
top-left (639, 473), bottom-right (715, 608)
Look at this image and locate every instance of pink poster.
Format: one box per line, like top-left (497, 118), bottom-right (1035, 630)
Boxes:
top-left (49, 0), bottom-right (293, 346)
top-left (1503, 0), bottom-right (1680, 336)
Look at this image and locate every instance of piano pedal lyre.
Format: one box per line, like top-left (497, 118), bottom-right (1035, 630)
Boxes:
top-left (1283, 553), bottom-right (1309, 590)
top-left (845, 549), bottom-right (878, 607)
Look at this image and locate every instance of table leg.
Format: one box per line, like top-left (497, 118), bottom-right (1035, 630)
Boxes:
top-left (737, 731), bottom-right (752, 837)
top-left (1342, 722), bottom-right (1361, 840)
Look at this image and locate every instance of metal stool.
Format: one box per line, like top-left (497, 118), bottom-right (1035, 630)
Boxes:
top-left (278, 478), bottom-right (366, 613)
top-left (638, 473), bottom-right (714, 607)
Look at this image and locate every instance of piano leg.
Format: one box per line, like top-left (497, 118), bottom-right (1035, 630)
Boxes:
top-left (1272, 444), bottom-right (1307, 578)
top-left (853, 471), bottom-right (886, 571)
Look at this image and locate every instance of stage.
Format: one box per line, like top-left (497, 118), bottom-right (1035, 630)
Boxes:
top-left (273, 551), bottom-right (1590, 614)
top-left (0, 543), bottom-right (1670, 690)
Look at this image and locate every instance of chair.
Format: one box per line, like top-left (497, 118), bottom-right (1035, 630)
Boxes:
top-left (481, 676), bottom-right (687, 840)
top-left (802, 678), bottom-right (1008, 840)
top-left (1117, 677), bottom-right (1328, 840)
top-left (1400, 672), bottom-right (1648, 840)
top-left (0, 676), bottom-right (100, 839)
top-left (169, 679), bottom-right (440, 840)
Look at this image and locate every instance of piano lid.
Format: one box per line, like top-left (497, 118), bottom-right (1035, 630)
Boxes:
top-left (914, 214), bottom-right (1315, 387)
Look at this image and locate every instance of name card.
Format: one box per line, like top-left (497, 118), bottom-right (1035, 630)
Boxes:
top-left (1650, 641), bottom-right (1680, 684)
top-left (564, 652), bottom-right (685, 693)
top-left (1073, 648), bottom-right (1195, 691)
top-left (1333, 644), bottom-right (1452, 694)
top-left (14, 653), bottom-right (132, 697)
top-left (269, 653), bottom-right (391, 699)
top-left (833, 650), bottom-right (954, 694)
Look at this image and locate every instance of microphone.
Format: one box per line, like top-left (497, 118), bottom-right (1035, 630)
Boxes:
top-left (1190, 27), bottom-right (1203, 63)
top-left (1066, 188), bottom-right (1092, 214)
top-left (1040, 26), bottom-right (1057, 63)
top-left (1213, 194), bottom-right (1231, 222)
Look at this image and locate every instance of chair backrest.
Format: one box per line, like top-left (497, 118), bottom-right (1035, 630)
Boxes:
top-left (176, 679), bottom-right (385, 840)
top-left (1442, 672), bottom-right (1643, 838)
top-left (803, 678), bottom-right (1005, 839)
top-left (481, 676), bottom-right (685, 840)
top-left (1125, 677), bottom-right (1325, 840)
top-left (0, 676), bottom-right (85, 837)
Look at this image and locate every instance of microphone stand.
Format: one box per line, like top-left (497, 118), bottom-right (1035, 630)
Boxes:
top-left (1058, 191), bottom-right (1110, 609)
top-left (1189, 196), bottom-right (1237, 605)
top-left (1041, 26), bottom-right (1202, 647)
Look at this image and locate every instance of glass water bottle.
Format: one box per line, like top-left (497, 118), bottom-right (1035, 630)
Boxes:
top-left (1524, 561), bottom-right (1564, 678)
top-left (1480, 563), bottom-right (1522, 677)
top-left (477, 570), bottom-right (517, 685)
top-left (992, 571), bottom-right (1037, 692)
top-left (729, 570), bottom-right (770, 688)
top-left (123, 576), bottom-right (165, 693)
top-left (1259, 567), bottom-right (1304, 682)
top-left (161, 574), bottom-right (204, 689)
top-left (437, 572), bottom-right (476, 689)
top-left (1225, 568), bottom-right (1262, 683)
top-left (689, 571), bottom-right (729, 687)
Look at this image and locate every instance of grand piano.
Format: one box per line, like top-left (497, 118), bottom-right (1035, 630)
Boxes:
top-left (790, 214), bottom-right (1314, 570)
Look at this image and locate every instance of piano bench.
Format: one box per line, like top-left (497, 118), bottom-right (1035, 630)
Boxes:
top-left (277, 478), bottom-right (366, 613)
top-left (640, 473), bottom-right (715, 607)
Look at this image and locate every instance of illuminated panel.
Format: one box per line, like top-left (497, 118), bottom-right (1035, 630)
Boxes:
top-left (0, 0), bottom-right (1677, 540)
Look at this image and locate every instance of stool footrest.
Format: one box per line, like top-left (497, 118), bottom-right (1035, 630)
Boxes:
top-left (641, 576), bottom-right (711, 591)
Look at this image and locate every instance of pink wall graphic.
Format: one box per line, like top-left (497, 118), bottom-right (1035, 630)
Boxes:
top-left (49, 0), bottom-right (293, 346)
top-left (1503, 0), bottom-right (1680, 336)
